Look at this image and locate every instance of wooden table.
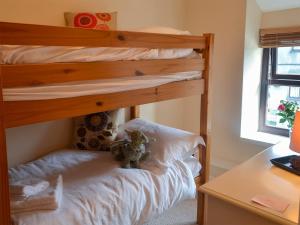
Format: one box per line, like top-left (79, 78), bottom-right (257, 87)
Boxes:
top-left (200, 141), bottom-right (299, 225)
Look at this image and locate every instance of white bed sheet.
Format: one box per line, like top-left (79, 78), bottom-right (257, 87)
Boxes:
top-left (4, 71), bottom-right (202, 101)
top-left (184, 156), bottom-right (202, 178)
top-left (0, 45), bottom-right (196, 64)
top-left (9, 149), bottom-right (199, 225)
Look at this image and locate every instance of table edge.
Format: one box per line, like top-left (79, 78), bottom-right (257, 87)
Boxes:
top-left (199, 186), bottom-right (297, 225)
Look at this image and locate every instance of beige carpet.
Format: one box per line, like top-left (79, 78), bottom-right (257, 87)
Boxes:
top-left (143, 199), bottom-right (197, 225)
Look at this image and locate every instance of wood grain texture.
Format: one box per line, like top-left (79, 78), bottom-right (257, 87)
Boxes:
top-left (0, 68), bottom-right (11, 225)
top-left (3, 79), bottom-right (202, 128)
top-left (197, 145), bottom-right (207, 225)
top-left (259, 26), bottom-right (300, 48)
top-left (1, 57), bottom-right (204, 88)
top-left (200, 33), bottom-right (214, 181)
top-left (130, 106), bottom-right (140, 119)
top-left (260, 26), bottom-right (300, 35)
top-left (198, 193), bottom-right (208, 225)
top-left (198, 33), bottom-right (214, 225)
top-left (197, 144), bottom-right (208, 225)
top-left (0, 22), bottom-right (206, 49)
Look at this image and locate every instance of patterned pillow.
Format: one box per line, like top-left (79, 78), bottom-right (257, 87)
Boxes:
top-left (73, 110), bottom-right (120, 151)
top-left (64, 12), bottom-right (117, 30)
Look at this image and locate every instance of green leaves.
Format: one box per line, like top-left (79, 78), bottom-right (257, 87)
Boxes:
top-left (276, 100), bottom-right (299, 128)
top-left (279, 118), bottom-right (286, 123)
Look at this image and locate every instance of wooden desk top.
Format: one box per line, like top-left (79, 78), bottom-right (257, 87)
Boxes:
top-left (200, 141), bottom-right (299, 225)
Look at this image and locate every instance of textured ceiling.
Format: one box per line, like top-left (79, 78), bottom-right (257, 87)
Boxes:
top-left (256, 0), bottom-right (300, 12)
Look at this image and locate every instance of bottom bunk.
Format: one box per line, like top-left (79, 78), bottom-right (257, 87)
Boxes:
top-left (9, 149), bottom-right (201, 225)
top-left (8, 115), bottom-right (206, 225)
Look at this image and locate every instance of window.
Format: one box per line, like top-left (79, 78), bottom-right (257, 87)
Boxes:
top-left (259, 47), bottom-right (300, 136)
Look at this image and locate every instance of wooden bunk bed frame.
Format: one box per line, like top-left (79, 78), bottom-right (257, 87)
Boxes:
top-left (0, 22), bottom-right (214, 225)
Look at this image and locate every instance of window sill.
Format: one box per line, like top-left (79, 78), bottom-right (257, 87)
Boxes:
top-left (241, 131), bottom-right (289, 145)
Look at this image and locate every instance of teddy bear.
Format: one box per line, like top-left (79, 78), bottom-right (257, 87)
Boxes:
top-left (110, 130), bottom-right (151, 169)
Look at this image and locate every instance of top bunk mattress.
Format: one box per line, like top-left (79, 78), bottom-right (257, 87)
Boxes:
top-left (3, 71), bottom-right (202, 101)
top-left (0, 45), bottom-right (197, 64)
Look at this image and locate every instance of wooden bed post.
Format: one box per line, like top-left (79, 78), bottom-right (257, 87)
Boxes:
top-left (197, 33), bottom-right (214, 225)
top-left (130, 106), bottom-right (140, 119)
top-left (0, 68), bottom-right (11, 225)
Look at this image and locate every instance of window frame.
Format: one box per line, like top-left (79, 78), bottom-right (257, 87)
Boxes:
top-left (270, 48), bottom-right (300, 82)
top-left (259, 48), bottom-right (300, 137)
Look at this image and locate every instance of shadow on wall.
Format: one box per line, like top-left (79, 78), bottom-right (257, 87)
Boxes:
top-left (6, 119), bottom-right (73, 168)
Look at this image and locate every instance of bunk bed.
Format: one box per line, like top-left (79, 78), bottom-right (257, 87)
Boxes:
top-left (0, 22), bottom-right (214, 225)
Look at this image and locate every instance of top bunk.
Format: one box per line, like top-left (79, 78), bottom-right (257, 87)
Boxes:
top-left (0, 22), bottom-right (213, 129)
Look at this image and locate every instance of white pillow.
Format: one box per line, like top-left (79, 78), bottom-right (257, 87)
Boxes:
top-left (118, 118), bottom-right (205, 167)
top-left (136, 26), bottom-right (191, 35)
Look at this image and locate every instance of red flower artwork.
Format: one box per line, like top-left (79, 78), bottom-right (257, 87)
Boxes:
top-left (96, 13), bottom-right (112, 22)
top-left (74, 13), bottom-right (97, 28)
top-left (96, 24), bottom-right (110, 31)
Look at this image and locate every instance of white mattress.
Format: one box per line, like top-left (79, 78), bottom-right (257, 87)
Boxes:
top-left (4, 71), bottom-right (202, 101)
top-left (9, 149), bottom-right (200, 225)
top-left (0, 45), bottom-right (196, 64)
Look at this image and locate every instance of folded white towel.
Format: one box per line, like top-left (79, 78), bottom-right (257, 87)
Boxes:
top-left (11, 175), bottom-right (63, 214)
top-left (10, 178), bottom-right (50, 197)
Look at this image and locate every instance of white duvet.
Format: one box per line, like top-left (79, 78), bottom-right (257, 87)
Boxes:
top-left (9, 149), bottom-right (199, 225)
top-left (0, 45), bottom-right (195, 64)
top-left (0, 26), bottom-right (197, 65)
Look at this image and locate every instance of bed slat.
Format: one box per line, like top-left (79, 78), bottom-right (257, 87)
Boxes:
top-left (2, 57), bottom-right (204, 88)
top-left (4, 79), bottom-right (203, 128)
top-left (0, 22), bottom-right (206, 49)
top-left (0, 72), bottom-right (10, 224)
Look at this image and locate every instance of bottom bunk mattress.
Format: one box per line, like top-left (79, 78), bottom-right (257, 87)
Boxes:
top-left (9, 149), bottom-right (200, 225)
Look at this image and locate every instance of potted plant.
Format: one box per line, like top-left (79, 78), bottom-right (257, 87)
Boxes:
top-left (277, 100), bottom-right (299, 130)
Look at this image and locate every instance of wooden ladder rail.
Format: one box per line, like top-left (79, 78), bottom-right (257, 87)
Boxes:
top-left (197, 33), bottom-right (214, 225)
top-left (0, 65), bottom-right (11, 225)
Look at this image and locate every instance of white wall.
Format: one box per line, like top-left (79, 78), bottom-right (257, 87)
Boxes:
top-left (241, 1), bottom-right (264, 139)
top-left (185, 0), bottom-right (267, 171)
top-left (261, 8), bottom-right (300, 28)
top-left (6, 120), bottom-right (73, 167)
top-left (240, 2), bottom-right (297, 146)
top-left (0, 0), bottom-right (187, 167)
top-left (0, 0), bottom-right (186, 29)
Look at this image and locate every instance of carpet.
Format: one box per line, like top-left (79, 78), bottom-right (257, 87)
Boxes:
top-left (143, 199), bottom-right (197, 225)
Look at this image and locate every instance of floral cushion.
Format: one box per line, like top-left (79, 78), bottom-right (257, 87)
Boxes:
top-left (73, 110), bottom-right (120, 151)
top-left (64, 12), bottom-right (117, 30)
